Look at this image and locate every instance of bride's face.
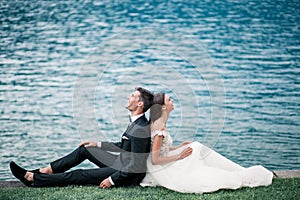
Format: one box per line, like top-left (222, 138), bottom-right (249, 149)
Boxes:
top-left (164, 94), bottom-right (174, 113)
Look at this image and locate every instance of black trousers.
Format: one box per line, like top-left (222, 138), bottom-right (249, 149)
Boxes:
top-left (33, 146), bottom-right (118, 187)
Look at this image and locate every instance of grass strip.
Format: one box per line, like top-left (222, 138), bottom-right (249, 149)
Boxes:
top-left (0, 178), bottom-right (299, 200)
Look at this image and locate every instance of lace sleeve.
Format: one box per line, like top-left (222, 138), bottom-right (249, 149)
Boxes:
top-left (151, 130), bottom-right (172, 156)
top-left (151, 130), bottom-right (167, 138)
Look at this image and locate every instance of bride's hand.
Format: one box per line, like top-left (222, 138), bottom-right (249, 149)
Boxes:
top-left (172, 141), bottom-right (192, 151)
top-left (79, 141), bottom-right (97, 147)
top-left (177, 147), bottom-right (193, 160)
top-left (180, 141), bottom-right (192, 147)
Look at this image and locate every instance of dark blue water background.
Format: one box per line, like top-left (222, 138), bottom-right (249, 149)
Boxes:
top-left (1, 0), bottom-right (299, 180)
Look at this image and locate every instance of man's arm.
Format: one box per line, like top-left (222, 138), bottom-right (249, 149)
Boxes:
top-left (101, 141), bottom-right (123, 152)
top-left (79, 141), bottom-right (123, 152)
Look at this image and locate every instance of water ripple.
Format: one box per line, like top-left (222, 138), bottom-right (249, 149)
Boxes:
top-left (1, 0), bottom-right (299, 180)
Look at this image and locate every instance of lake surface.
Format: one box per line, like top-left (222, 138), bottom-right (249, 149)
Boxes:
top-left (1, 0), bottom-right (299, 181)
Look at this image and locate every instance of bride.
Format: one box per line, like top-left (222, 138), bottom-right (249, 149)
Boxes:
top-left (140, 93), bottom-right (273, 193)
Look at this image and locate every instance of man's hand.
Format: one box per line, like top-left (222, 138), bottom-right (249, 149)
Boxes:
top-left (99, 178), bottom-right (112, 189)
top-left (79, 141), bottom-right (97, 147)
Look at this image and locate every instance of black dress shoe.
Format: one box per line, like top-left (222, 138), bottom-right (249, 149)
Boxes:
top-left (9, 161), bottom-right (33, 187)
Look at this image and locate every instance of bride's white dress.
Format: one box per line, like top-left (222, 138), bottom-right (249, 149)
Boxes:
top-left (140, 130), bottom-right (273, 193)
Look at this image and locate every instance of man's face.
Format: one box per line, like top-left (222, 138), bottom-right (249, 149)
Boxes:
top-left (126, 91), bottom-right (142, 112)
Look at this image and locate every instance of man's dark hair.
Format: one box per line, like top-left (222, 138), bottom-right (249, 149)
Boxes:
top-left (136, 87), bottom-right (154, 113)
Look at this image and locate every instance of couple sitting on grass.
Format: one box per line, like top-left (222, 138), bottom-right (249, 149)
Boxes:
top-left (10, 87), bottom-right (273, 193)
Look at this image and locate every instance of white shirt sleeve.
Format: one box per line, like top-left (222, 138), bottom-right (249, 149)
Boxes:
top-left (108, 176), bottom-right (115, 185)
top-left (96, 142), bottom-right (101, 148)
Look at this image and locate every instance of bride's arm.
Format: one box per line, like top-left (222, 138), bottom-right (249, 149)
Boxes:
top-left (151, 135), bottom-right (192, 165)
top-left (169, 141), bottom-right (192, 151)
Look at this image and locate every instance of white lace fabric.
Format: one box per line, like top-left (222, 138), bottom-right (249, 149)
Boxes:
top-left (151, 130), bottom-right (173, 156)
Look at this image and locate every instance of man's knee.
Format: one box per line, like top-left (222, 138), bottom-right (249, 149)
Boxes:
top-left (75, 145), bottom-right (90, 158)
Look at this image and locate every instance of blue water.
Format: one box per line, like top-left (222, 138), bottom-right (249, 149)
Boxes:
top-left (1, 0), bottom-right (300, 181)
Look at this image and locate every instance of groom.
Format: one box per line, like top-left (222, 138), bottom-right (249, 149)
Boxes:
top-left (10, 87), bottom-right (154, 188)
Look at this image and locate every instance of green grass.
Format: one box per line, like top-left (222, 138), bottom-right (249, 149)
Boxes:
top-left (0, 178), bottom-right (299, 200)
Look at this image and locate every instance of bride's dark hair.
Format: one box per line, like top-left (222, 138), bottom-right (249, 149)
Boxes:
top-left (150, 93), bottom-right (165, 123)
